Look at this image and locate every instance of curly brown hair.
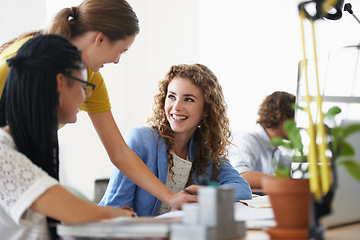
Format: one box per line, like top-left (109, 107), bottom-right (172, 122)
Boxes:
top-left (147, 63), bottom-right (232, 185)
top-left (256, 91), bottom-right (295, 129)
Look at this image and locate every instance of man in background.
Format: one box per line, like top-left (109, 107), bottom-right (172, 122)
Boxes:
top-left (228, 91), bottom-right (295, 189)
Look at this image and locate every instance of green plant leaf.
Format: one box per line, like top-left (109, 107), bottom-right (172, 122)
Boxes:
top-left (338, 140), bottom-right (355, 157)
top-left (273, 161), bottom-right (291, 178)
top-left (293, 104), bottom-right (305, 111)
top-left (284, 120), bottom-right (303, 153)
top-left (329, 126), bottom-right (342, 157)
top-left (292, 155), bottom-right (307, 162)
top-left (274, 167), bottom-right (291, 178)
top-left (271, 137), bottom-right (291, 149)
top-left (325, 106), bottom-right (341, 125)
top-left (337, 159), bottom-right (360, 182)
top-left (343, 123), bottom-right (360, 139)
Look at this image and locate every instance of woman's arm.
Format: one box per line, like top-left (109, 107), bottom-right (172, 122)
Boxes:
top-left (30, 185), bottom-right (134, 224)
top-left (240, 171), bottom-right (277, 189)
top-left (217, 160), bottom-right (253, 200)
top-left (88, 110), bottom-right (197, 209)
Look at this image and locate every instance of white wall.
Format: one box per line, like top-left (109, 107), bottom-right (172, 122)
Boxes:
top-left (0, 0), bottom-right (46, 42)
top-left (2, 0), bottom-right (360, 200)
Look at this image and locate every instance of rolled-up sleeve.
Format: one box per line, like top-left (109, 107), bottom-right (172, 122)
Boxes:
top-left (217, 159), bottom-right (252, 200)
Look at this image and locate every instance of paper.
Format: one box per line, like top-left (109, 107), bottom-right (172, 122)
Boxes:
top-left (240, 195), bottom-right (272, 208)
top-left (157, 202), bottom-right (274, 222)
top-left (234, 202), bottom-right (274, 221)
top-left (157, 210), bottom-right (184, 219)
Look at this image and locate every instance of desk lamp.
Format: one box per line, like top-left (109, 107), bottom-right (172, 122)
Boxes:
top-left (297, 0), bottom-right (346, 239)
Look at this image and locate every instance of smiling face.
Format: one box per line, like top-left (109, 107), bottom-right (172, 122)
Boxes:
top-left (165, 76), bottom-right (205, 140)
top-left (82, 34), bottom-right (136, 72)
top-left (57, 69), bottom-right (87, 124)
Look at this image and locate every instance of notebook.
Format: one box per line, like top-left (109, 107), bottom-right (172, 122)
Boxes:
top-left (320, 119), bottom-right (360, 228)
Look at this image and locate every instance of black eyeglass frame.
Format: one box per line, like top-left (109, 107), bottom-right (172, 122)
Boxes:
top-left (64, 74), bottom-right (96, 91)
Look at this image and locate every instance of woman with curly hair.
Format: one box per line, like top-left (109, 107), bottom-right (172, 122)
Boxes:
top-left (99, 63), bottom-right (252, 216)
top-left (228, 91), bottom-right (295, 189)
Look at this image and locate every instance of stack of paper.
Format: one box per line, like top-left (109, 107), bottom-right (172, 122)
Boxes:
top-left (57, 216), bottom-right (181, 239)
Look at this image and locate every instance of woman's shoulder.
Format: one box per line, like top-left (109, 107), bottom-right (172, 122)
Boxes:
top-left (80, 69), bottom-right (109, 113)
top-left (87, 68), bottom-right (103, 84)
top-left (127, 126), bottom-right (159, 139)
top-left (127, 126), bottom-right (168, 147)
top-left (0, 35), bottom-right (33, 61)
top-left (0, 130), bottom-right (56, 184)
top-left (125, 126), bottom-right (166, 155)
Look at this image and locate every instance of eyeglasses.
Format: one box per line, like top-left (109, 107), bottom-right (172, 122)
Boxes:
top-left (64, 74), bottom-right (96, 99)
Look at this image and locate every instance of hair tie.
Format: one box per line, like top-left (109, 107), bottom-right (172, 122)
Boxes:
top-left (69, 7), bottom-right (79, 19)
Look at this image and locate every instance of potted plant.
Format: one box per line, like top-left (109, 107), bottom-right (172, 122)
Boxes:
top-left (270, 105), bottom-right (360, 182)
top-left (261, 106), bottom-right (360, 239)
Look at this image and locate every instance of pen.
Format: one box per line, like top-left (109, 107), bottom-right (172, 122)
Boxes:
top-left (183, 189), bottom-right (198, 195)
top-left (239, 200), bottom-right (248, 206)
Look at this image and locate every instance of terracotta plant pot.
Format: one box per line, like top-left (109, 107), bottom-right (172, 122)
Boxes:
top-left (261, 178), bottom-right (311, 229)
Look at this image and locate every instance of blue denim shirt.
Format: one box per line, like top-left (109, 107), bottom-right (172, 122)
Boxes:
top-left (98, 126), bottom-right (252, 216)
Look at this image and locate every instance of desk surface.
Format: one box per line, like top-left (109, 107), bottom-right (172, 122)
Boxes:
top-left (244, 222), bottom-right (360, 240)
top-left (59, 222), bottom-right (360, 240)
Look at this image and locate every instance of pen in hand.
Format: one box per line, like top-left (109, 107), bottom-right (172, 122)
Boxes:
top-left (183, 189), bottom-right (198, 196)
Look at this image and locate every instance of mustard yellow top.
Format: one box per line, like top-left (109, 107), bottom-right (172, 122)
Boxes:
top-left (0, 35), bottom-right (111, 113)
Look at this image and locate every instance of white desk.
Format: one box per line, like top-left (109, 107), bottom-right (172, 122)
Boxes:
top-left (59, 195), bottom-right (360, 240)
top-left (58, 222), bottom-right (360, 240)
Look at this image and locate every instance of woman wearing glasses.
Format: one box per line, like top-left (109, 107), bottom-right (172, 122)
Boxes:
top-left (0, 34), bottom-right (136, 240)
top-left (0, 0), bottom-right (197, 210)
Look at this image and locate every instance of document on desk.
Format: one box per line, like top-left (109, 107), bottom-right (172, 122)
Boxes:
top-left (241, 195), bottom-right (272, 208)
top-left (235, 202), bottom-right (276, 229)
top-left (234, 202), bottom-right (273, 221)
top-left (157, 200), bottom-right (276, 229)
top-left (57, 216), bottom-right (181, 239)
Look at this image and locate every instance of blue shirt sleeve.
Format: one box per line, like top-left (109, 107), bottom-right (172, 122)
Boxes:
top-left (217, 159), bottom-right (252, 200)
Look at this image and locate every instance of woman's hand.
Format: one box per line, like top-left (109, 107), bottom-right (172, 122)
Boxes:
top-left (166, 185), bottom-right (201, 210)
top-left (101, 206), bottom-right (137, 218)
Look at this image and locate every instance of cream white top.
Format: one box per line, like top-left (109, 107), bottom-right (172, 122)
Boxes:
top-left (0, 128), bottom-right (59, 240)
top-left (158, 152), bottom-right (192, 215)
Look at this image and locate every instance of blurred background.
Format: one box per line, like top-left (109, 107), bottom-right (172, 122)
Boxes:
top-left (1, 0), bottom-right (360, 200)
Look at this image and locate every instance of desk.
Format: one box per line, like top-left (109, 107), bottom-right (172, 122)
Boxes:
top-left (59, 222), bottom-right (360, 240)
top-left (58, 196), bottom-right (360, 240)
top-left (243, 222), bottom-right (360, 240)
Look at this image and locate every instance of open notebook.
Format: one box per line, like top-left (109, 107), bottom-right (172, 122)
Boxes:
top-left (320, 119), bottom-right (360, 228)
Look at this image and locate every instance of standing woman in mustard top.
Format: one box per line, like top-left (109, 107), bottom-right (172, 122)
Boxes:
top-left (0, 0), bottom-right (197, 209)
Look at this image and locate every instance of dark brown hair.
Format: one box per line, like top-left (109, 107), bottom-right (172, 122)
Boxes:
top-left (257, 91), bottom-right (295, 129)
